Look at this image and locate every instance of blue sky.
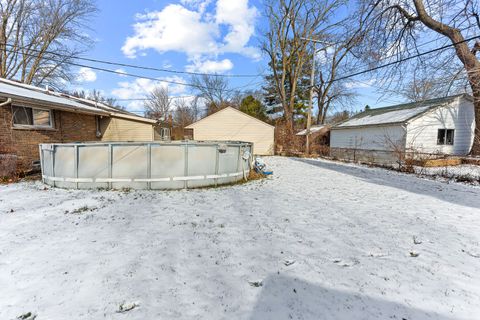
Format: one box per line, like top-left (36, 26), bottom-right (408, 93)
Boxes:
top-left (72, 0), bottom-right (405, 115)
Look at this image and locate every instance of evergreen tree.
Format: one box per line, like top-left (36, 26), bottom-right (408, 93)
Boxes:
top-left (262, 53), bottom-right (310, 122)
top-left (239, 95), bottom-right (268, 122)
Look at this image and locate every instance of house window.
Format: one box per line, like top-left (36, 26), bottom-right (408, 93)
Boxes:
top-left (437, 129), bottom-right (454, 145)
top-left (12, 106), bottom-right (53, 128)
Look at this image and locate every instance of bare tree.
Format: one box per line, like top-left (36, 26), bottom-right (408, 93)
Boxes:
top-left (261, 0), bottom-right (345, 139)
top-left (311, 18), bottom-right (365, 124)
top-left (359, 0), bottom-right (480, 154)
top-left (313, 47), bottom-right (357, 124)
top-left (316, 81), bottom-right (357, 123)
top-left (69, 89), bottom-right (123, 109)
top-left (144, 86), bottom-right (171, 120)
top-left (327, 109), bottom-right (351, 124)
top-left (0, 0), bottom-right (97, 89)
top-left (173, 98), bottom-right (199, 128)
top-left (399, 73), bottom-right (442, 102)
top-left (190, 74), bottom-right (235, 115)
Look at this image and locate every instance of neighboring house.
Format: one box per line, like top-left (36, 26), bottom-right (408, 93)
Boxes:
top-left (330, 94), bottom-right (475, 163)
top-left (0, 78), bottom-right (156, 175)
top-left (66, 95), bottom-right (156, 142)
top-left (186, 107), bottom-right (275, 155)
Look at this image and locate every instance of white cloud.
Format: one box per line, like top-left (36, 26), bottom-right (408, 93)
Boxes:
top-left (76, 67), bottom-right (97, 82)
top-left (316, 46), bottom-right (336, 64)
top-left (122, 4), bottom-right (219, 59)
top-left (111, 76), bottom-right (188, 112)
top-left (344, 79), bottom-right (376, 89)
top-left (180, 0), bottom-right (212, 14)
top-left (186, 58), bottom-right (233, 73)
top-left (215, 0), bottom-right (259, 59)
top-left (115, 68), bottom-right (128, 77)
top-left (121, 0), bottom-right (260, 62)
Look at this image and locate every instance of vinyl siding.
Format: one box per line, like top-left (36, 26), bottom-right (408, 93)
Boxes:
top-left (187, 107), bottom-right (274, 155)
top-left (100, 117), bottom-right (154, 142)
top-left (406, 97), bottom-right (475, 155)
top-left (330, 125), bottom-right (406, 151)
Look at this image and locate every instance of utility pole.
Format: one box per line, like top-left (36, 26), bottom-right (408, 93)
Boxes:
top-left (301, 37), bottom-right (333, 154)
top-left (306, 41), bottom-right (316, 155)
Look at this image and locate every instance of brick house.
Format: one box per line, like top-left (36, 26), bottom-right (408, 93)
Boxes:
top-left (0, 79), bottom-right (157, 176)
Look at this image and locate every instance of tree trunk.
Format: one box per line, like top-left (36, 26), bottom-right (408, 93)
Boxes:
top-left (284, 106), bottom-right (294, 146)
top-left (316, 94), bottom-right (323, 123)
top-left (409, 0), bottom-right (480, 155)
top-left (469, 80), bottom-right (480, 155)
top-left (448, 41), bottom-right (480, 155)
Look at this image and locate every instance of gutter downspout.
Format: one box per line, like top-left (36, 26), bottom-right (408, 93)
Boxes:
top-left (0, 98), bottom-right (12, 107)
top-left (94, 101), bottom-right (103, 139)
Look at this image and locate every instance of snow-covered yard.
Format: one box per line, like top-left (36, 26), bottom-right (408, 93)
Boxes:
top-left (415, 164), bottom-right (480, 183)
top-left (1, 156), bottom-right (479, 320)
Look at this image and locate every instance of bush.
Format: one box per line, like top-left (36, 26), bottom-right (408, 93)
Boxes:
top-left (0, 154), bottom-right (17, 179)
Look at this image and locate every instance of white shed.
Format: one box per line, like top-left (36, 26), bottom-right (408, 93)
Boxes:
top-left (186, 107), bottom-right (275, 155)
top-left (330, 94), bottom-right (475, 162)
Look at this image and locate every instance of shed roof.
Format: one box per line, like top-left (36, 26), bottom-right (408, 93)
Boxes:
top-left (334, 94), bottom-right (470, 129)
top-left (296, 125), bottom-right (330, 136)
top-left (186, 106), bottom-right (275, 129)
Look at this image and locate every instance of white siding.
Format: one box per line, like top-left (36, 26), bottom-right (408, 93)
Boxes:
top-left (186, 107), bottom-right (275, 155)
top-left (330, 125), bottom-right (406, 151)
top-left (406, 97), bottom-right (475, 155)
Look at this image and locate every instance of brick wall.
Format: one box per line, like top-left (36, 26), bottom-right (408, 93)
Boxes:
top-left (1, 104), bottom-right (100, 174)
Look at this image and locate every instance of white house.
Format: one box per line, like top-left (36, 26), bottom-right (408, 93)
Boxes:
top-left (186, 107), bottom-right (275, 155)
top-left (330, 94), bottom-right (475, 163)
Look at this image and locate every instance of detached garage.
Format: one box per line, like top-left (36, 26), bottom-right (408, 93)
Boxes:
top-left (186, 107), bottom-right (275, 155)
top-left (330, 94), bottom-right (475, 164)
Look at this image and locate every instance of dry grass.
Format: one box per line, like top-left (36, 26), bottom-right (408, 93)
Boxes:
top-left (418, 158), bottom-right (462, 167)
top-left (248, 169), bottom-right (266, 181)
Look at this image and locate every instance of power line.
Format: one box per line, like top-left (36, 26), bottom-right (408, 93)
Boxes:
top-left (3, 32), bottom-right (477, 103)
top-left (2, 19), bottom-right (474, 83)
top-left (116, 95), bottom-right (196, 101)
top-left (1, 42), bottom-right (262, 78)
top-left (370, 25), bottom-right (476, 65)
top-left (330, 35), bottom-right (480, 84)
top-left (1, 47), bottom-right (262, 93)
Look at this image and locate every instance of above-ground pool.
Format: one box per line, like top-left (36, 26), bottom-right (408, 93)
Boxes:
top-left (39, 141), bottom-right (253, 190)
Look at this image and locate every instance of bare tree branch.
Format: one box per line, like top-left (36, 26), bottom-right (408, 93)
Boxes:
top-left (144, 86), bottom-right (171, 120)
top-left (0, 0), bottom-right (96, 89)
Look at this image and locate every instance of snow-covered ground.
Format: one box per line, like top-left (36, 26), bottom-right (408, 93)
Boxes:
top-left (1, 156), bottom-right (479, 320)
top-left (415, 164), bottom-right (480, 182)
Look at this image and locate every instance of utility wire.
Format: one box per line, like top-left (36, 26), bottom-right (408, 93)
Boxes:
top-left (3, 34), bottom-right (478, 99)
top-left (116, 27), bottom-right (472, 101)
top-left (1, 47), bottom-right (262, 93)
top-left (1, 42), bottom-right (262, 78)
top-left (1, 22), bottom-right (474, 82)
top-left (369, 25), bottom-right (476, 65)
top-left (116, 95), bottom-right (196, 101)
top-left (329, 35), bottom-right (480, 84)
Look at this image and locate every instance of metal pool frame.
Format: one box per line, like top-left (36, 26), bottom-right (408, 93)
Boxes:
top-left (39, 141), bottom-right (253, 190)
